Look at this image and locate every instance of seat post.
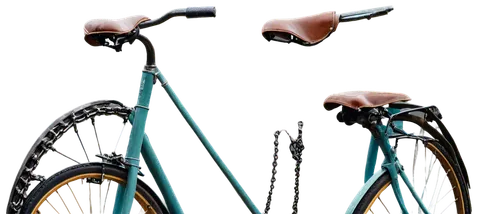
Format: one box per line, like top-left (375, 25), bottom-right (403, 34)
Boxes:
top-left (136, 34), bottom-right (155, 66)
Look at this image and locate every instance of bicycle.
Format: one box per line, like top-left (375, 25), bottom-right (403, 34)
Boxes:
top-left (320, 89), bottom-right (473, 214)
top-left (259, 4), bottom-right (396, 48)
top-left (2, 5), bottom-right (278, 214)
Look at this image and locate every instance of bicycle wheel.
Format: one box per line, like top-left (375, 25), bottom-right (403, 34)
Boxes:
top-left (8, 100), bottom-right (134, 213)
top-left (21, 163), bottom-right (167, 214)
top-left (354, 141), bottom-right (471, 214)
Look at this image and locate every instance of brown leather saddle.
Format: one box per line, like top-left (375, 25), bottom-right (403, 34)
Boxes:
top-left (323, 91), bottom-right (411, 111)
top-left (84, 15), bottom-right (150, 46)
top-left (259, 10), bottom-right (339, 46)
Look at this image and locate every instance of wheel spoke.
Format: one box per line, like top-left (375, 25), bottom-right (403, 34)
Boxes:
top-left (89, 183), bottom-right (93, 214)
top-left (46, 199), bottom-right (61, 214)
top-left (59, 187), bottom-right (73, 214)
top-left (71, 185), bottom-right (85, 212)
top-left (429, 159), bottom-right (442, 207)
top-left (85, 184), bottom-right (92, 213)
top-left (67, 184), bottom-right (84, 214)
top-left (413, 141), bottom-right (420, 190)
top-left (102, 180), bottom-right (112, 213)
top-left (56, 190), bottom-right (72, 214)
top-left (71, 124), bottom-right (90, 161)
top-left (50, 145), bottom-right (80, 163)
top-left (64, 184), bottom-right (78, 213)
top-left (439, 199), bottom-right (457, 214)
top-left (89, 118), bottom-right (104, 154)
top-left (47, 201), bottom-right (61, 213)
top-left (380, 194), bottom-right (391, 213)
top-left (99, 185), bottom-right (105, 213)
top-left (364, 139), bottom-right (465, 214)
top-left (56, 191), bottom-right (64, 213)
top-left (9, 102), bottom-right (143, 213)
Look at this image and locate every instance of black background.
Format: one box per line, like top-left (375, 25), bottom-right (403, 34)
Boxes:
top-left (3, 1), bottom-right (485, 213)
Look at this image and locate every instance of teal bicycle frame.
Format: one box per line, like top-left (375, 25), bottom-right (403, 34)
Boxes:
top-left (113, 67), bottom-right (262, 214)
top-left (345, 108), bottom-right (430, 214)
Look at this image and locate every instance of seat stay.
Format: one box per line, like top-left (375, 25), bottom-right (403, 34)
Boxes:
top-left (368, 125), bottom-right (430, 214)
top-left (347, 123), bottom-right (432, 213)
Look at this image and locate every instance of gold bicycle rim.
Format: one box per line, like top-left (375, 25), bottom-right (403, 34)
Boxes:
top-left (363, 143), bottom-right (465, 214)
top-left (31, 173), bottom-right (157, 214)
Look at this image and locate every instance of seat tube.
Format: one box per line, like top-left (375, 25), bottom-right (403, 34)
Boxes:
top-left (364, 136), bottom-right (379, 183)
top-left (364, 108), bottom-right (400, 183)
top-left (371, 124), bottom-right (410, 214)
top-left (366, 131), bottom-right (410, 213)
top-left (113, 70), bottom-right (155, 214)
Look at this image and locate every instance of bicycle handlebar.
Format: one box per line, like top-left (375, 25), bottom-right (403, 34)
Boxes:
top-left (138, 7), bottom-right (216, 29)
top-left (186, 7), bottom-right (216, 18)
top-left (339, 6), bottom-right (393, 22)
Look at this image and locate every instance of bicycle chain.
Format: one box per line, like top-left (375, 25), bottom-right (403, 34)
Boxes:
top-left (288, 119), bottom-right (306, 214)
top-left (264, 121), bottom-right (304, 214)
top-left (8, 101), bottom-right (132, 213)
top-left (262, 128), bottom-right (286, 214)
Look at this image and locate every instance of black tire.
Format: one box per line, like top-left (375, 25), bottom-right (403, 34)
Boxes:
top-left (354, 142), bottom-right (471, 214)
top-left (354, 172), bottom-right (392, 213)
top-left (21, 163), bottom-right (168, 214)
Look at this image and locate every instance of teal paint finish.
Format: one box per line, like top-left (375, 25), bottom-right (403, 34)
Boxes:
top-left (141, 134), bottom-right (183, 213)
top-left (113, 68), bottom-right (258, 213)
top-left (386, 108), bottom-right (430, 214)
top-left (111, 184), bottom-right (123, 214)
top-left (365, 108), bottom-right (401, 183)
top-left (398, 163), bottom-right (431, 214)
top-left (156, 70), bottom-right (261, 214)
top-left (364, 137), bottom-right (379, 183)
top-left (114, 71), bottom-right (155, 214)
top-left (128, 112), bottom-right (183, 213)
top-left (384, 161), bottom-right (409, 214)
top-left (351, 109), bottom-right (432, 213)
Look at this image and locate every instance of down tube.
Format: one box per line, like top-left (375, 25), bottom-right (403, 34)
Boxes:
top-left (155, 70), bottom-right (261, 214)
top-left (128, 111), bottom-right (183, 213)
top-left (142, 134), bottom-right (183, 213)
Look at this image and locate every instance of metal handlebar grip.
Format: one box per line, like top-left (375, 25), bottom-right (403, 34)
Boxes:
top-left (186, 7), bottom-right (216, 18)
